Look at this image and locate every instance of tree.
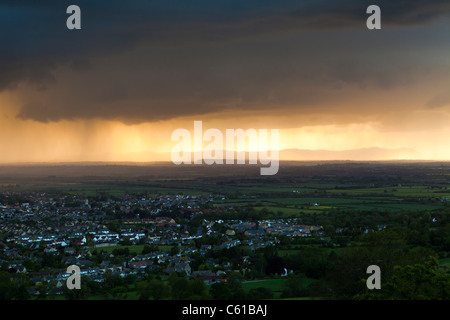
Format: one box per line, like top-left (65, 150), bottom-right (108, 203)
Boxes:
top-left (168, 275), bottom-right (189, 299)
top-left (119, 238), bottom-right (132, 246)
top-left (142, 245), bottom-right (158, 255)
top-left (110, 285), bottom-right (128, 300)
top-left (138, 279), bottom-right (169, 300)
top-left (325, 247), bottom-right (373, 299)
top-left (248, 287), bottom-right (274, 300)
top-left (210, 282), bottom-right (232, 300)
top-left (187, 279), bottom-right (210, 299)
top-left (125, 274), bottom-right (138, 286)
top-left (226, 272), bottom-right (247, 300)
top-left (357, 257), bottom-right (450, 300)
top-left (265, 256), bottom-right (285, 276)
top-left (0, 272), bottom-right (30, 300)
top-left (103, 272), bottom-right (124, 291)
top-left (280, 274), bottom-right (309, 298)
top-left (170, 246), bottom-right (180, 256)
top-left (62, 275), bottom-right (92, 300)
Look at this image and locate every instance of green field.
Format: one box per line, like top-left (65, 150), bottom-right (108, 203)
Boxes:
top-left (241, 279), bottom-right (286, 298)
top-left (439, 258), bottom-right (450, 269)
top-left (328, 185), bottom-right (450, 198)
top-left (241, 278), bottom-right (313, 298)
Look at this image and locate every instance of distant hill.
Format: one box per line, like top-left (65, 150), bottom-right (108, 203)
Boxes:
top-left (280, 147), bottom-right (424, 161)
top-left (116, 147), bottom-right (424, 162)
top-left (0, 147), bottom-right (426, 165)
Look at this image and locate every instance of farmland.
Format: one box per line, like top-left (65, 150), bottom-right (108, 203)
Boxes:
top-left (1, 161), bottom-right (450, 300)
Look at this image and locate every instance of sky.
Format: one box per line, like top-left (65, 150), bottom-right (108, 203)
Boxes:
top-left (1, 0), bottom-right (450, 162)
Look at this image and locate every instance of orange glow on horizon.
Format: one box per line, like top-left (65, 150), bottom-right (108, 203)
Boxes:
top-left (2, 92), bottom-right (450, 162)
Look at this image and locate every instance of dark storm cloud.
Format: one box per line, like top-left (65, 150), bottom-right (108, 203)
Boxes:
top-left (2, 0), bottom-right (450, 123)
top-left (427, 91), bottom-right (450, 109)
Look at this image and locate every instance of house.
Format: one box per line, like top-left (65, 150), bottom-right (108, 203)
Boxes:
top-left (44, 246), bottom-right (58, 254)
top-left (15, 265), bottom-right (27, 273)
top-left (130, 261), bottom-right (148, 269)
top-left (4, 248), bottom-right (20, 258)
top-left (174, 262), bottom-right (191, 275)
top-left (8, 260), bottom-right (24, 269)
top-left (195, 275), bottom-right (223, 285)
top-left (61, 256), bottom-right (78, 265)
top-left (163, 262), bottom-right (191, 275)
top-left (201, 245), bottom-right (212, 251)
top-left (78, 249), bottom-right (92, 257)
top-left (205, 258), bottom-right (219, 268)
top-left (245, 228), bottom-right (266, 237)
top-left (191, 270), bottom-right (216, 278)
top-left (78, 259), bottom-right (94, 268)
top-left (225, 229), bottom-right (235, 236)
top-left (64, 247), bottom-right (76, 255)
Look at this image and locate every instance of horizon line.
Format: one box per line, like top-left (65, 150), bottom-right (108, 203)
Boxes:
top-left (0, 159), bottom-right (449, 166)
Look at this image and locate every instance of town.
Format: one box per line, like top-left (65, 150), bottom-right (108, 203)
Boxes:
top-left (0, 190), bottom-right (322, 299)
top-left (0, 162), bottom-right (449, 300)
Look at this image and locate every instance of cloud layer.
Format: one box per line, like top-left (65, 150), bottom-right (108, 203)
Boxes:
top-left (1, 0), bottom-right (450, 127)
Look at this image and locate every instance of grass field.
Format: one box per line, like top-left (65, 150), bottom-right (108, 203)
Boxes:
top-left (241, 279), bottom-right (286, 298)
top-left (327, 185), bottom-right (450, 198)
top-left (439, 258), bottom-right (450, 269)
top-left (241, 277), bottom-right (313, 298)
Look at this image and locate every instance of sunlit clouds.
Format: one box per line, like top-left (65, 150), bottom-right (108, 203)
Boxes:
top-left (1, 1), bottom-right (450, 162)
